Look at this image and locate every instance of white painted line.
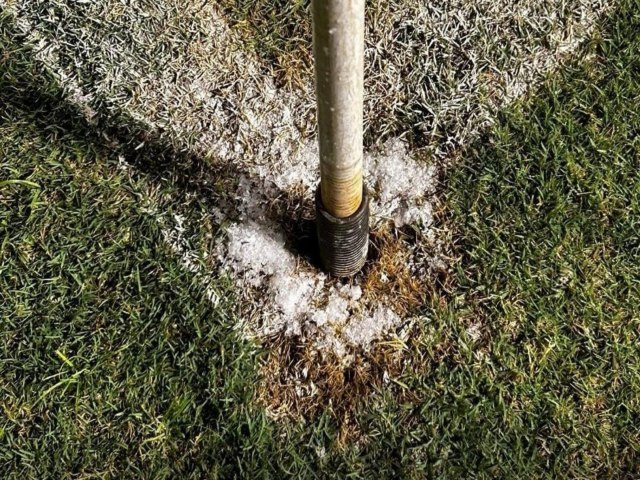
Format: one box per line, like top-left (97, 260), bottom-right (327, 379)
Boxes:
top-left (3, 0), bottom-right (611, 357)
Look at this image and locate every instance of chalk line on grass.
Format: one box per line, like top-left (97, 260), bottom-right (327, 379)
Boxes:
top-left (4, 0), bottom-right (611, 358)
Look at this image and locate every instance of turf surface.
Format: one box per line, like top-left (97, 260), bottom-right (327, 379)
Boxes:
top-left (1, 0), bottom-right (640, 477)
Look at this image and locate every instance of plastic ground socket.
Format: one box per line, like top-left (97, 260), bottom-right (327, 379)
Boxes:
top-left (316, 184), bottom-right (370, 277)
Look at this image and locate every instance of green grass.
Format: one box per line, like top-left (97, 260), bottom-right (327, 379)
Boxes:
top-left (0, 24), bottom-right (266, 477)
top-left (441, 2), bottom-right (640, 474)
top-left (2, 0), bottom-right (640, 478)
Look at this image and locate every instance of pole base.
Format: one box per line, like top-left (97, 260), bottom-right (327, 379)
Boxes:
top-left (316, 184), bottom-right (369, 277)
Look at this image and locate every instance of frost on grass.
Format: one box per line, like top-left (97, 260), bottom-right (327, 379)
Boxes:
top-left (4, 0), bottom-right (611, 358)
top-left (361, 0), bottom-right (611, 154)
top-left (221, 0), bottom-right (611, 151)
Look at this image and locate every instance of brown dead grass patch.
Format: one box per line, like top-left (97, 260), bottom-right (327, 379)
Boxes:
top-left (256, 310), bottom-right (462, 443)
top-left (362, 227), bottom-right (427, 317)
top-left (257, 328), bottom-right (420, 442)
top-left (251, 185), bottom-right (457, 440)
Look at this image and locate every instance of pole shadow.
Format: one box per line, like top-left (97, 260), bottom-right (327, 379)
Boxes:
top-left (0, 16), bottom-right (319, 266)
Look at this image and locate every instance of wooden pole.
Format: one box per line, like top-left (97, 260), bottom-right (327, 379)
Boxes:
top-left (312, 0), bottom-right (365, 219)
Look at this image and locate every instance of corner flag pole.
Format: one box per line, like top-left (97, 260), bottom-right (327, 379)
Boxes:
top-left (313, 0), bottom-right (369, 277)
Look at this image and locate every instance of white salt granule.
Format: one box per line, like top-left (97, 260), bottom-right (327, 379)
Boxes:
top-left (466, 323), bottom-right (483, 343)
top-left (271, 274), bottom-right (317, 326)
top-left (344, 308), bottom-right (402, 348)
top-left (366, 139), bottom-right (438, 228)
top-left (225, 221), bottom-right (295, 287)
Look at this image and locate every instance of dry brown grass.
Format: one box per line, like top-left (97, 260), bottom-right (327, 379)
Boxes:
top-left (362, 227), bottom-right (427, 317)
top-left (255, 195), bottom-right (457, 437)
top-left (257, 329), bottom-right (418, 442)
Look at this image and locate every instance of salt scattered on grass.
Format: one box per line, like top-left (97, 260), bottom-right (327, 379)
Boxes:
top-left (3, 0), bottom-right (612, 358)
top-left (344, 307), bottom-right (402, 348)
top-left (221, 197), bottom-right (415, 355)
top-left (211, 135), bottom-right (441, 356)
top-left (225, 221), bottom-right (295, 287)
top-left (366, 139), bottom-right (438, 228)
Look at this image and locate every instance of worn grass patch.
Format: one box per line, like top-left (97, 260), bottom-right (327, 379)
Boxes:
top-left (257, 331), bottom-right (416, 435)
top-left (363, 227), bottom-right (432, 317)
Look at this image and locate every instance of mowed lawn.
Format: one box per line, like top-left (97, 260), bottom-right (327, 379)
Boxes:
top-left (1, 0), bottom-right (640, 478)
